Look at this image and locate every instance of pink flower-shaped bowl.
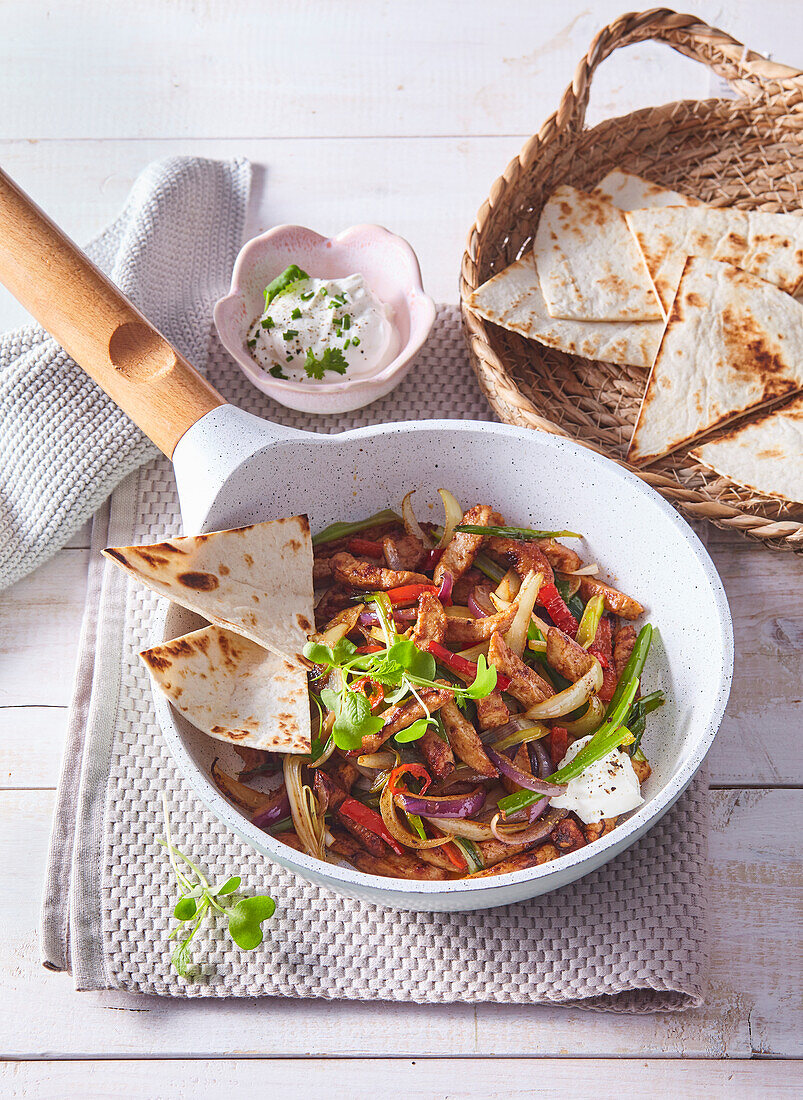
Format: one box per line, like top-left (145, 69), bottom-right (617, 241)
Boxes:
top-left (214, 224), bottom-right (436, 414)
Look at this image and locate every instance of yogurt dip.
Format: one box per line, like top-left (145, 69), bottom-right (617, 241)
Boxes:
top-left (550, 733), bottom-right (644, 824)
top-left (246, 265), bottom-right (399, 383)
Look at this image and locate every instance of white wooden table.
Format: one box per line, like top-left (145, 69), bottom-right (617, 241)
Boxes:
top-left (1, 3), bottom-right (801, 1096)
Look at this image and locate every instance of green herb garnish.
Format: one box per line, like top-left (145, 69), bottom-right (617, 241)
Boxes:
top-left (304, 346), bottom-right (349, 380)
top-left (291, 307), bottom-right (302, 320)
top-left (261, 317), bottom-right (274, 329)
top-left (300, 290), bottom-right (314, 302)
top-left (246, 338), bottom-right (256, 349)
top-left (263, 265), bottom-right (309, 308)
top-left (352, 337), bottom-right (361, 347)
top-left (282, 330), bottom-right (299, 341)
top-left (269, 365), bottom-right (289, 379)
top-left (158, 796), bottom-right (275, 977)
top-left (303, 630), bottom-right (497, 751)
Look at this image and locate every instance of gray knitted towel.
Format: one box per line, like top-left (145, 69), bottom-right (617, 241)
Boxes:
top-left (0, 155), bottom-right (252, 590)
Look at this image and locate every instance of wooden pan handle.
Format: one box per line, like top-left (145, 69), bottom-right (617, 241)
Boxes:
top-left (0, 167), bottom-right (226, 457)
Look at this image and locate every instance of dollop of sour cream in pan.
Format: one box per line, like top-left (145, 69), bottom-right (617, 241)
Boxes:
top-left (550, 734), bottom-right (644, 824)
top-left (247, 270), bottom-right (398, 383)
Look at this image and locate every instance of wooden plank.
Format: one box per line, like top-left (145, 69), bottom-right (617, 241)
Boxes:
top-left (2, 1058), bottom-right (802, 1098)
top-left (0, 788), bottom-right (799, 1058)
top-left (0, 0), bottom-right (742, 141)
top-left (0, 707), bottom-right (67, 789)
top-left (0, 550), bottom-right (88, 708)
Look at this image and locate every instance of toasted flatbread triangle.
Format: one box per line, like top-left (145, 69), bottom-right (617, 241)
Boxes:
top-left (593, 170), bottom-right (699, 212)
top-left (467, 253), bottom-right (662, 368)
top-left (628, 257), bottom-right (803, 465)
top-left (626, 205), bottom-right (803, 317)
top-left (532, 185), bottom-right (662, 321)
top-left (691, 394), bottom-right (803, 504)
top-left (141, 625), bottom-right (311, 753)
top-left (103, 515), bottom-right (314, 664)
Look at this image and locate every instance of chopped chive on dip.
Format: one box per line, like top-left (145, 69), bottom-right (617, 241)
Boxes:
top-left (246, 267), bottom-right (399, 385)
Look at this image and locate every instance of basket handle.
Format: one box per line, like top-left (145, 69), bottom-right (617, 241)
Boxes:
top-left (551, 7), bottom-right (803, 137)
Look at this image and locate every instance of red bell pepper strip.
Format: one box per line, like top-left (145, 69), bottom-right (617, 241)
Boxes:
top-left (347, 537), bottom-right (385, 559)
top-left (352, 676), bottom-right (385, 711)
top-left (355, 643), bottom-right (383, 655)
top-left (549, 725), bottom-right (569, 770)
top-left (338, 796), bottom-right (404, 856)
top-left (387, 763), bottom-right (431, 798)
top-left (590, 616), bottom-right (616, 703)
top-left (385, 583), bottom-right (439, 607)
top-left (425, 641), bottom-right (511, 692)
top-left (538, 582), bottom-right (579, 637)
top-left (441, 840), bottom-right (467, 872)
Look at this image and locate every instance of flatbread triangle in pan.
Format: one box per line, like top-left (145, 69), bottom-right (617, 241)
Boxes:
top-left (691, 392), bottom-right (803, 505)
top-left (103, 514), bottom-right (315, 665)
top-left (628, 256), bottom-right (803, 465)
top-left (626, 204), bottom-right (803, 318)
top-left (140, 625), bottom-right (311, 754)
top-left (532, 184), bottom-right (663, 322)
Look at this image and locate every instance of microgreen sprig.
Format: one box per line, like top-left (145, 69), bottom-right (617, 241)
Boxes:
top-left (303, 604), bottom-right (497, 751)
top-left (158, 796), bottom-right (276, 978)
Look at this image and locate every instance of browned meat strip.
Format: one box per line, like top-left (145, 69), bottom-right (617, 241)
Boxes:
top-left (545, 626), bottom-right (595, 682)
top-left (578, 576), bottom-right (644, 620)
top-left (487, 537), bottom-right (554, 585)
top-left (488, 631), bottom-right (554, 707)
top-left (314, 586), bottom-right (353, 630)
top-left (382, 851), bottom-right (451, 881)
top-left (551, 816), bottom-right (587, 853)
top-left (382, 533), bottom-right (426, 571)
top-left (313, 769), bottom-right (347, 814)
top-left (466, 842), bottom-right (560, 878)
top-left (434, 504), bottom-right (493, 584)
top-left (476, 809), bottom-right (569, 867)
top-left (331, 552), bottom-right (430, 591)
top-left (440, 699), bottom-right (497, 778)
top-left (632, 757), bottom-right (652, 784)
top-left (314, 765), bottom-right (388, 856)
top-left (613, 624), bottom-right (638, 680)
top-left (475, 690), bottom-right (509, 731)
top-left (410, 592), bottom-right (446, 648)
top-left (361, 685), bottom-right (453, 753)
top-left (328, 830), bottom-right (449, 880)
top-left (419, 725), bottom-right (455, 779)
top-left (444, 601), bottom-right (517, 644)
top-left (277, 831), bottom-right (304, 852)
top-left (452, 567), bottom-right (484, 605)
top-left (583, 817), bottom-right (618, 843)
top-left (328, 755), bottom-right (360, 793)
top-left (313, 558), bottom-right (334, 585)
top-left (538, 539), bottom-right (582, 572)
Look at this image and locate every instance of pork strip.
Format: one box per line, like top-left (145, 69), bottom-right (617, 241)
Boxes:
top-left (444, 601), bottom-right (517, 644)
top-left (418, 725), bottom-right (455, 780)
top-left (434, 504), bottom-right (493, 585)
top-left (474, 690), bottom-right (509, 731)
top-left (578, 576), bottom-right (644, 619)
top-left (360, 685), bottom-right (453, 753)
top-left (440, 699), bottom-right (497, 778)
top-left (331, 552), bottom-right (430, 591)
top-left (545, 626), bottom-right (595, 682)
top-left (410, 591), bottom-right (446, 648)
top-left (538, 538), bottom-right (582, 572)
top-left (551, 816), bottom-right (587, 853)
top-left (382, 533), bottom-right (426, 571)
top-left (592, 616), bottom-right (617, 704)
top-left (487, 536), bottom-right (554, 585)
top-left (488, 631), bottom-right (554, 707)
top-left (613, 624), bottom-right (637, 680)
top-left (466, 842), bottom-right (561, 878)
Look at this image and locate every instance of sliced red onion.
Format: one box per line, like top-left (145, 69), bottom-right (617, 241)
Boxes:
top-left (486, 746), bottom-right (567, 796)
top-left (424, 547), bottom-right (444, 571)
top-left (491, 806), bottom-right (568, 846)
top-left (468, 585), bottom-right (495, 618)
top-left (437, 570), bottom-right (454, 607)
top-left (396, 786), bottom-right (486, 819)
top-left (252, 791), bottom-right (291, 830)
top-left (358, 609), bottom-right (417, 627)
top-left (528, 739), bottom-right (551, 780)
top-left (479, 715), bottom-right (540, 745)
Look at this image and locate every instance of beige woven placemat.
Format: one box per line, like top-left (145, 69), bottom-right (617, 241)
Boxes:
top-left (41, 310), bottom-right (709, 1010)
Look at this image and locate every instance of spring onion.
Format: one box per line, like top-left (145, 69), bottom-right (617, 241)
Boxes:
top-left (312, 509), bottom-right (401, 546)
top-left (455, 524), bottom-right (581, 540)
top-left (576, 594), bottom-right (604, 649)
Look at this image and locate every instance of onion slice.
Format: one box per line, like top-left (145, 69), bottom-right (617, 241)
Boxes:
top-left (422, 816), bottom-right (499, 841)
top-left (379, 782), bottom-right (455, 849)
top-left (486, 746), bottom-right (567, 796)
top-left (489, 807), bottom-right (568, 846)
top-left (437, 570), bottom-right (454, 606)
top-left (468, 586), bottom-right (494, 618)
top-left (401, 490), bottom-right (434, 549)
top-left (504, 569), bottom-right (543, 657)
top-left (436, 489), bottom-right (464, 549)
top-left (563, 694), bottom-right (605, 736)
top-left (396, 786), bottom-right (486, 819)
top-left (252, 791), bottom-right (291, 830)
top-left (523, 660), bottom-right (603, 720)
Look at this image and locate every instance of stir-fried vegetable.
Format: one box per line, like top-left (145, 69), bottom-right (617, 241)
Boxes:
top-left (312, 508), bottom-right (401, 546)
top-left (576, 594), bottom-right (604, 649)
top-left (455, 525), bottom-right (581, 540)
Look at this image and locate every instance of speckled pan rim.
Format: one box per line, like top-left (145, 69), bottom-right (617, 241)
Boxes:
top-left (153, 420), bottom-right (734, 900)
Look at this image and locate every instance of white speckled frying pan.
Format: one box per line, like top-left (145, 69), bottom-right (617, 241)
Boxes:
top-left (0, 168), bottom-right (733, 911)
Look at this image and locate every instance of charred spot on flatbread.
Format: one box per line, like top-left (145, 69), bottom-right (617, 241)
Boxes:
top-left (178, 571), bottom-right (220, 591)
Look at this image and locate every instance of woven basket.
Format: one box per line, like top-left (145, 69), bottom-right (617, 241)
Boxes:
top-left (461, 8), bottom-right (803, 551)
